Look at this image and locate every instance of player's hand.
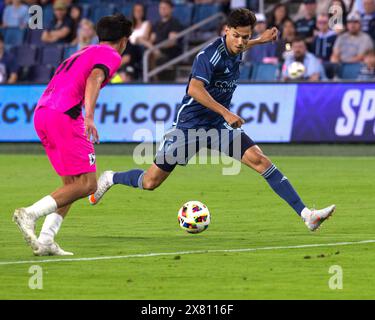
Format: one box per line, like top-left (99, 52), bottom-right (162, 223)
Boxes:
top-left (260, 27), bottom-right (279, 43)
top-left (223, 111), bottom-right (245, 129)
top-left (84, 116), bottom-right (99, 144)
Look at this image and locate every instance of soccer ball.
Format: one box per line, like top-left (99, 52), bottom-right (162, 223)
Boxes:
top-left (287, 61), bottom-right (306, 79)
top-left (177, 201), bottom-right (210, 234)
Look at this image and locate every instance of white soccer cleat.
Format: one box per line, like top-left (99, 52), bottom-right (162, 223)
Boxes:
top-left (13, 208), bottom-right (39, 251)
top-left (34, 241), bottom-right (74, 256)
top-left (302, 205), bottom-right (336, 231)
top-left (88, 170), bottom-right (114, 205)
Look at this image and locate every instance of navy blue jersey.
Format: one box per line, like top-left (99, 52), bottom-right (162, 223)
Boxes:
top-left (174, 36), bottom-right (242, 129)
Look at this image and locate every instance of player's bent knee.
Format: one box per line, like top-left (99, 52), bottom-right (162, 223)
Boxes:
top-left (243, 148), bottom-right (272, 173)
top-left (255, 154), bottom-right (272, 172)
top-left (260, 154), bottom-right (272, 168)
top-left (251, 154), bottom-right (263, 166)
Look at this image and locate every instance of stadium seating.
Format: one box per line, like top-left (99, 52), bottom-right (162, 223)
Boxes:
top-left (28, 65), bottom-right (55, 83)
top-left (80, 3), bottom-right (93, 19)
top-left (78, 0), bottom-right (101, 4)
top-left (238, 64), bottom-right (252, 82)
top-left (173, 3), bottom-right (194, 28)
top-left (40, 45), bottom-right (64, 67)
top-left (15, 45), bottom-right (39, 67)
top-left (251, 63), bottom-right (280, 81)
top-left (63, 45), bottom-right (78, 60)
top-left (26, 28), bottom-right (44, 46)
top-left (145, 3), bottom-right (160, 25)
top-left (117, 3), bottom-right (133, 18)
top-left (338, 63), bottom-right (362, 80)
top-left (90, 4), bottom-right (116, 24)
top-left (247, 0), bottom-right (260, 11)
top-left (14, 44), bottom-right (39, 82)
top-left (1, 1), bottom-right (370, 84)
top-left (192, 4), bottom-right (222, 31)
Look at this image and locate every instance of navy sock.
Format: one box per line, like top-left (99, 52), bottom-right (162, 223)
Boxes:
top-left (113, 169), bottom-right (145, 189)
top-left (262, 164), bottom-right (305, 215)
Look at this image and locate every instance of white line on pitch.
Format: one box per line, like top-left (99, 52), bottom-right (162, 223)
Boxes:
top-left (0, 239), bottom-right (374, 266)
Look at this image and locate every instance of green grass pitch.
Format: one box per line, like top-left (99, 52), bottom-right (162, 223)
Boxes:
top-left (0, 151), bottom-right (374, 299)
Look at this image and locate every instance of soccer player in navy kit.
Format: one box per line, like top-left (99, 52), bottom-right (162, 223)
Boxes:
top-left (90, 9), bottom-right (335, 231)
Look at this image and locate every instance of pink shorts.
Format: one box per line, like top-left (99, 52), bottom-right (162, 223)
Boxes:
top-left (34, 106), bottom-right (96, 176)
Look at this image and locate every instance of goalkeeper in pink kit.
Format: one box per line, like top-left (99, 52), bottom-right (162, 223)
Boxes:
top-left (13, 14), bottom-right (132, 256)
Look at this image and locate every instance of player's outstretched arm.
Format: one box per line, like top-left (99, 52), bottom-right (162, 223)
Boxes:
top-left (188, 78), bottom-right (244, 128)
top-left (243, 27), bottom-right (279, 52)
top-left (84, 68), bottom-right (106, 144)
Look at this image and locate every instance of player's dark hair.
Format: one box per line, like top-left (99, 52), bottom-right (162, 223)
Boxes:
top-left (0, 33), bottom-right (3, 43)
top-left (96, 14), bottom-right (133, 42)
top-left (227, 8), bottom-right (256, 29)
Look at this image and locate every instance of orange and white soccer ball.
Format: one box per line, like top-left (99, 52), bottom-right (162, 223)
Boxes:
top-left (177, 201), bottom-right (211, 234)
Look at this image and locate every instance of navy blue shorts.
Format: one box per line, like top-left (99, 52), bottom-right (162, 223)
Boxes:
top-left (154, 122), bottom-right (256, 172)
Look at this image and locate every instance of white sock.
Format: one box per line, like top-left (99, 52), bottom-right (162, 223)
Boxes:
top-left (25, 195), bottom-right (58, 219)
top-left (38, 213), bottom-right (63, 244)
top-left (106, 171), bottom-right (114, 186)
top-left (301, 207), bottom-right (311, 220)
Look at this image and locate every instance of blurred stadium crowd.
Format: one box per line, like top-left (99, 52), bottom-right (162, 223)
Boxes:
top-left (0, 0), bottom-right (374, 84)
